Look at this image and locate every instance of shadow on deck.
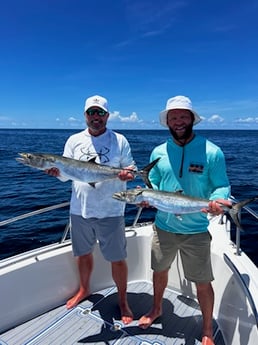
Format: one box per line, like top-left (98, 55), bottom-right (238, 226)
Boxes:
top-left (1, 281), bottom-right (225, 345)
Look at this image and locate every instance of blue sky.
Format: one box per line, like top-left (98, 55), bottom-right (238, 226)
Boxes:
top-left (1, 0), bottom-right (258, 130)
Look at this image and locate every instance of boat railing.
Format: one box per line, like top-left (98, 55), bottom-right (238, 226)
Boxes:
top-left (0, 196), bottom-right (257, 257)
top-left (0, 202), bottom-right (70, 228)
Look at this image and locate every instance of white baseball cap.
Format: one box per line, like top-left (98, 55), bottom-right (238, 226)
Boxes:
top-left (84, 95), bottom-right (109, 113)
top-left (159, 95), bottom-right (201, 127)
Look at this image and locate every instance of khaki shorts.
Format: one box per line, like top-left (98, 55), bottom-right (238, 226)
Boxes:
top-left (70, 214), bottom-right (127, 262)
top-left (151, 225), bottom-right (214, 283)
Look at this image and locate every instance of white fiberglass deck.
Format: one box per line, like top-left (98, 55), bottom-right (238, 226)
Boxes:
top-left (1, 281), bottom-right (225, 345)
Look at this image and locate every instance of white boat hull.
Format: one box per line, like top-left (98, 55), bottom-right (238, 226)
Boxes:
top-left (0, 217), bottom-right (258, 344)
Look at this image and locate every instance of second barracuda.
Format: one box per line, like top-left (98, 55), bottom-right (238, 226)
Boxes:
top-left (112, 188), bottom-right (258, 230)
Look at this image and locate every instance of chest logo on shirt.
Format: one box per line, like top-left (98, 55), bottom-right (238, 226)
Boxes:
top-left (79, 145), bottom-right (110, 163)
top-left (188, 163), bottom-right (204, 174)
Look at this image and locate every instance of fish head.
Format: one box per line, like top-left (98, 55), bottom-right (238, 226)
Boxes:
top-left (16, 153), bottom-right (54, 169)
top-left (112, 189), bottom-right (143, 204)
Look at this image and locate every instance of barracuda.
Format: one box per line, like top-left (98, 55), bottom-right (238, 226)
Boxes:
top-left (112, 188), bottom-right (258, 230)
top-left (16, 153), bottom-right (159, 188)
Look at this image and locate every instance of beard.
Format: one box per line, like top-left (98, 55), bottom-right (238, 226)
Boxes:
top-left (169, 122), bottom-right (194, 142)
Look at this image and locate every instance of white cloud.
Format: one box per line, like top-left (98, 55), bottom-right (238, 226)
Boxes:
top-left (109, 111), bottom-right (142, 123)
top-left (235, 117), bottom-right (258, 123)
top-left (109, 111), bottom-right (120, 121)
top-left (68, 117), bottom-right (78, 122)
top-left (207, 114), bottom-right (224, 123)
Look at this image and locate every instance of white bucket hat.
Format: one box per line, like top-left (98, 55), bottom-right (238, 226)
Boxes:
top-left (84, 95), bottom-right (109, 113)
top-left (159, 95), bottom-right (201, 127)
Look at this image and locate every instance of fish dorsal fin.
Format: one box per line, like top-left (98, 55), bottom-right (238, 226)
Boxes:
top-left (88, 182), bottom-right (96, 188)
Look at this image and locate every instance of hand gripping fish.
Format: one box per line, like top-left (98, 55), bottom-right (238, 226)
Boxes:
top-left (112, 188), bottom-right (258, 230)
top-left (16, 153), bottom-right (159, 188)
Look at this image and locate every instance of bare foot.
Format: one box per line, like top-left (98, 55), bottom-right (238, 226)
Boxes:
top-left (202, 336), bottom-right (214, 345)
top-left (120, 302), bottom-right (133, 324)
top-left (138, 309), bottom-right (162, 329)
top-left (66, 288), bottom-right (90, 309)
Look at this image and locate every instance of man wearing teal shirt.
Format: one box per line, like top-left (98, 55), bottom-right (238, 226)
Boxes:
top-left (138, 95), bottom-right (231, 345)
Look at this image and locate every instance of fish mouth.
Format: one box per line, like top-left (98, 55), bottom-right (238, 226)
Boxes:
top-left (16, 157), bottom-right (25, 164)
top-left (112, 192), bottom-right (122, 200)
top-left (112, 192), bottom-right (128, 201)
top-left (16, 153), bottom-right (29, 164)
top-left (18, 153), bottom-right (35, 161)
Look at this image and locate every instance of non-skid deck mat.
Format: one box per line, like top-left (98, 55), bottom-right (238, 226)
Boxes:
top-left (0, 281), bottom-right (225, 345)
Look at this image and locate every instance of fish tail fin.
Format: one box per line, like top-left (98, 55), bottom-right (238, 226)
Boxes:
top-left (139, 158), bottom-right (160, 188)
top-left (229, 196), bottom-right (258, 230)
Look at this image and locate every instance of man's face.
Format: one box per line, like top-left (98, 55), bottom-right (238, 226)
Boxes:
top-left (85, 107), bottom-right (109, 135)
top-left (167, 109), bottom-right (194, 141)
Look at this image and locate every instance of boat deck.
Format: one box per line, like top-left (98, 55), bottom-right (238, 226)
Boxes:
top-left (1, 281), bottom-right (225, 345)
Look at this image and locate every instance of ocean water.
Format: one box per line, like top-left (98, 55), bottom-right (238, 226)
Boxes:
top-left (0, 129), bottom-right (257, 266)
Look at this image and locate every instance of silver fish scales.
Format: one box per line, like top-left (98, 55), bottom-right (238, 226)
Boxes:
top-left (16, 153), bottom-right (159, 188)
top-left (112, 188), bottom-right (258, 230)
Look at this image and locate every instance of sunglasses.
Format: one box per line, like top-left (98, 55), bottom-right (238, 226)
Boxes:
top-left (86, 108), bottom-right (107, 117)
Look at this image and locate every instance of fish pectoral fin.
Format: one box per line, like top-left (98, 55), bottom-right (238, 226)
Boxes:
top-left (135, 189), bottom-right (144, 196)
top-left (175, 190), bottom-right (184, 195)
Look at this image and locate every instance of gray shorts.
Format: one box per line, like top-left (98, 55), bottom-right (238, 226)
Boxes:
top-left (70, 214), bottom-right (127, 262)
top-left (151, 225), bottom-right (214, 283)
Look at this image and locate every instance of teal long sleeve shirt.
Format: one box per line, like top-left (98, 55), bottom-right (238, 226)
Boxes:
top-left (149, 134), bottom-right (230, 234)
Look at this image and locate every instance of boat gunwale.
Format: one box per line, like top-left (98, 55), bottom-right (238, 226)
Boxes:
top-left (224, 253), bottom-right (258, 328)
